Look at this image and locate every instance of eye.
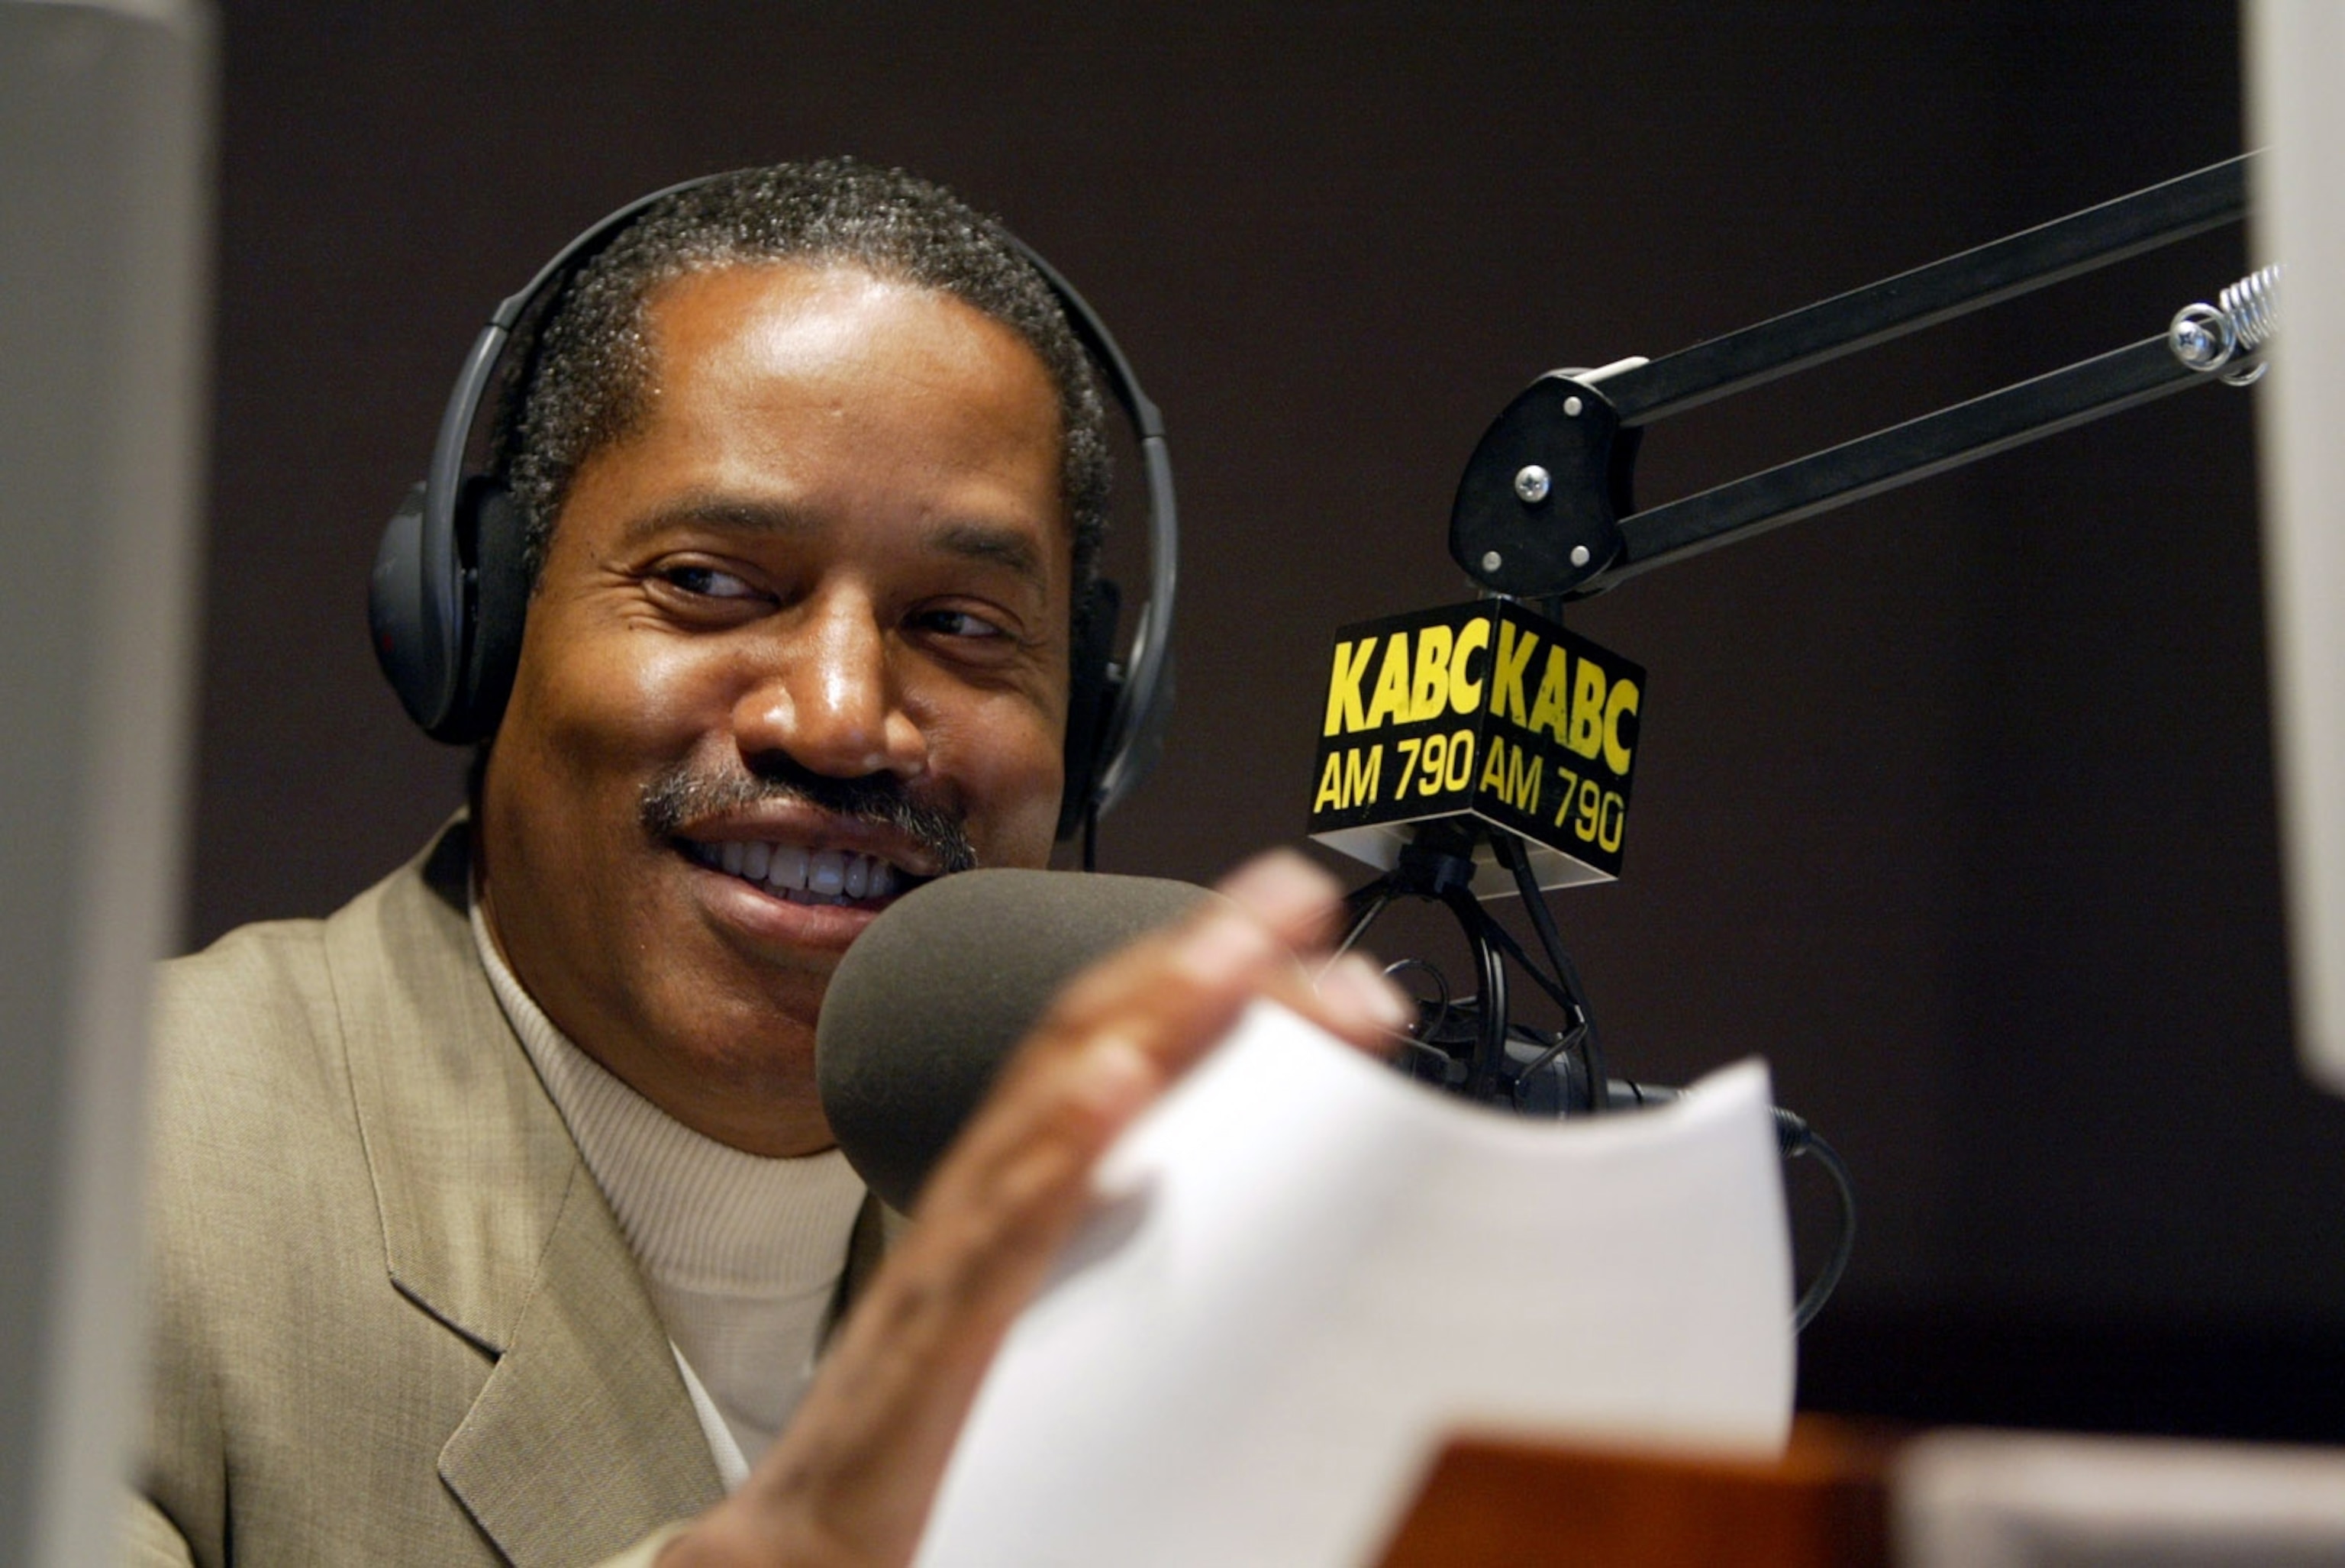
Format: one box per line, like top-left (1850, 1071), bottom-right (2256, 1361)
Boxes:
top-left (913, 607), bottom-right (1009, 640)
top-left (659, 564), bottom-right (764, 601)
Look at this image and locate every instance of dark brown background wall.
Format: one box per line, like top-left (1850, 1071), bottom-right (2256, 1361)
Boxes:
top-left (190, 0), bottom-right (2345, 1437)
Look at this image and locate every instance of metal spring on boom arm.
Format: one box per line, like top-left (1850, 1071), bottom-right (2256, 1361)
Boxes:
top-left (2171, 263), bottom-right (2282, 385)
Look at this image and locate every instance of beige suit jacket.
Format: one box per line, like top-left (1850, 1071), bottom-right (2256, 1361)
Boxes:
top-left (127, 824), bottom-right (882, 1566)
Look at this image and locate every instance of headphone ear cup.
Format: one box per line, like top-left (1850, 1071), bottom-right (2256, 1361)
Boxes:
top-left (367, 476), bottom-right (526, 744)
top-left (456, 479), bottom-right (528, 742)
top-left (1057, 576), bottom-right (1124, 841)
top-left (369, 482), bottom-right (460, 736)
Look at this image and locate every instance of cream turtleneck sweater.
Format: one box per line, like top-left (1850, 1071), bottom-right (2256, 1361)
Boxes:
top-left (471, 905), bottom-right (869, 1486)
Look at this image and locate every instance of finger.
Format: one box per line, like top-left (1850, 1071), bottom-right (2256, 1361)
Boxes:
top-left (1302, 949), bottom-right (1414, 1046)
top-left (1214, 847), bottom-right (1351, 953)
top-left (1029, 849), bottom-right (1341, 1057)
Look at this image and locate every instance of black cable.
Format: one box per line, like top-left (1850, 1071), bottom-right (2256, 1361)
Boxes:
top-left (1457, 903), bottom-right (1582, 1021)
top-left (1508, 1022), bottom-right (1584, 1109)
top-left (1334, 832), bottom-right (1612, 1118)
top-left (1333, 882), bottom-right (1395, 964)
top-left (1449, 885), bottom-right (1511, 1101)
top-left (1774, 1111), bottom-right (1856, 1334)
top-left (1493, 833), bottom-right (1610, 1112)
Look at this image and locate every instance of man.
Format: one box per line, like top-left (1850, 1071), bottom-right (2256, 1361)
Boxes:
top-left (131, 162), bottom-right (1402, 1565)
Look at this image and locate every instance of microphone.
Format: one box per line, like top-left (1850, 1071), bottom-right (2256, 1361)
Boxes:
top-left (814, 873), bottom-right (1854, 1332)
top-left (814, 866), bottom-right (1704, 1210)
top-left (815, 869), bottom-right (1720, 1208)
top-left (816, 869), bottom-right (1214, 1212)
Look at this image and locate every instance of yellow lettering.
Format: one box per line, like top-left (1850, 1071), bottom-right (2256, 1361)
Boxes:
top-left (1445, 730), bottom-right (1476, 792)
top-left (1408, 625), bottom-right (1454, 722)
top-left (1417, 732), bottom-right (1448, 795)
top-left (1314, 744), bottom-right (1385, 811)
top-left (1489, 621), bottom-right (1537, 726)
top-left (1572, 776), bottom-right (1602, 841)
top-left (1566, 657), bottom-right (1607, 759)
top-left (1598, 789), bottom-right (1624, 853)
top-left (1314, 751), bottom-right (1344, 812)
top-left (1344, 743), bottom-right (1382, 808)
top-left (1321, 637), bottom-right (1377, 737)
top-left (1448, 616), bottom-right (1489, 717)
top-left (1479, 733), bottom-right (1509, 795)
top-left (1527, 647), bottom-right (1572, 742)
top-left (1602, 678), bottom-right (1640, 776)
top-left (1508, 744), bottom-right (1542, 815)
top-left (1363, 634), bottom-right (1413, 729)
top-left (1478, 735), bottom-right (1542, 813)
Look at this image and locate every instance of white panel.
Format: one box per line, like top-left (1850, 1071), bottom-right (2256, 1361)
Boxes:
top-left (2246, 2), bottom-right (2345, 1096)
top-left (1898, 1430), bottom-right (2345, 1567)
top-left (0, 2), bottom-right (213, 1564)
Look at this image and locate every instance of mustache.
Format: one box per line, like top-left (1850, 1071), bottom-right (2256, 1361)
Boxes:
top-left (639, 755), bottom-right (979, 875)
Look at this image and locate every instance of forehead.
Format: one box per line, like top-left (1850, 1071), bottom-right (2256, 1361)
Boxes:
top-left (637, 262), bottom-right (1064, 473)
top-left (521, 261), bottom-right (1079, 579)
top-left (564, 261), bottom-right (1074, 567)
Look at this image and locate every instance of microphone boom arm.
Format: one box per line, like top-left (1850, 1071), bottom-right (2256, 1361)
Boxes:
top-left (1450, 153), bottom-right (2274, 600)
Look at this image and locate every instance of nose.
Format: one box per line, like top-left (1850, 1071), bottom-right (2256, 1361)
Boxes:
top-left (731, 592), bottom-right (927, 782)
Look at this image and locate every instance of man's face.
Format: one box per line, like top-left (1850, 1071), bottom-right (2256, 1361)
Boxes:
top-left (479, 262), bottom-right (1072, 1157)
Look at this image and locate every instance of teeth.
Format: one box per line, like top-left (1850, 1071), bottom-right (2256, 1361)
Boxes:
top-left (691, 839), bottom-right (905, 905)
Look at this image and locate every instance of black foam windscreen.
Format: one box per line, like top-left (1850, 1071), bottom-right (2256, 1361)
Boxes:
top-left (815, 869), bottom-right (1214, 1212)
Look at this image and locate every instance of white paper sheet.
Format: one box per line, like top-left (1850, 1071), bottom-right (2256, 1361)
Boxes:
top-left (914, 1001), bottom-right (1795, 1568)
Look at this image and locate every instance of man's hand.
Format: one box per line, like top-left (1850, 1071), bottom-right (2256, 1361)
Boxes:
top-left (659, 850), bottom-right (1407, 1567)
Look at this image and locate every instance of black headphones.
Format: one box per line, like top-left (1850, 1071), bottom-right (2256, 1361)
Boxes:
top-left (369, 173), bottom-right (1176, 844)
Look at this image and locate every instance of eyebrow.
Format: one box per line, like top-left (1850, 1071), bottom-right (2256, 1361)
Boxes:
top-left (615, 493), bottom-right (821, 552)
top-left (618, 492), bottom-right (1053, 588)
top-left (924, 519), bottom-right (1047, 586)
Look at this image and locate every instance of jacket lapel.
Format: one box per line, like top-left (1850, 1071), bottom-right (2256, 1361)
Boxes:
top-left (331, 824), bottom-right (723, 1563)
top-left (439, 1155), bottom-right (724, 1564)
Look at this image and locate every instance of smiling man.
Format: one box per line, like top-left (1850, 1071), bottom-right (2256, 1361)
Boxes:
top-left (130, 163), bottom-right (1402, 1567)
top-left (481, 253), bottom-right (1073, 1159)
